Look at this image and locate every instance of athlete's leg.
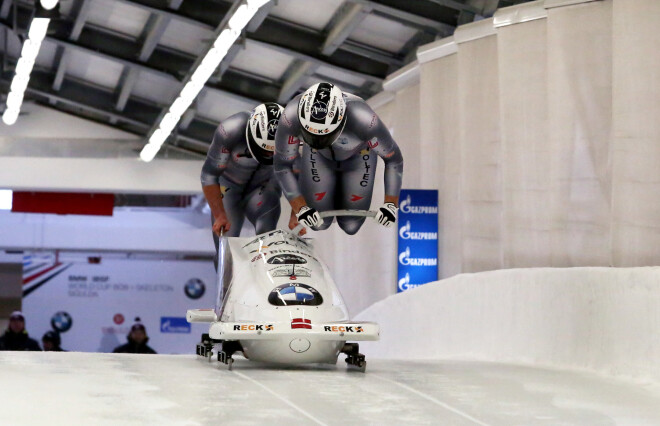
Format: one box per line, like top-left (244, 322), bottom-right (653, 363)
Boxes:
top-left (244, 180), bottom-right (282, 234)
top-left (337, 148), bottom-right (378, 235)
top-left (299, 144), bottom-right (337, 231)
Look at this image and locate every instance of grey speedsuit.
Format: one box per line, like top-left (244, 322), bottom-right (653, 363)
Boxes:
top-left (274, 94), bottom-right (404, 234)
top-left (201, 112), bottom-right (282, 266)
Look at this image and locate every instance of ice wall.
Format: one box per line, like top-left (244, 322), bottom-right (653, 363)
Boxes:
top-left (356, 267), bottom-right (660, 383)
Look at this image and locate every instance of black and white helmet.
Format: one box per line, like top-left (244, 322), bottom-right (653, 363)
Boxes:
top-left (298, 82), bottom-right (347, 149)
top-left (246, 102), bottom-right (284, 165)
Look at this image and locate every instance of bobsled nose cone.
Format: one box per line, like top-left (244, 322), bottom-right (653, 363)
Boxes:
top-left (289, 338), bottom-right (311, 353)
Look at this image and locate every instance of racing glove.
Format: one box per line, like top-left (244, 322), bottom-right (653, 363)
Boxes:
top-left (296, 206), bottom-right (322, 228)
top-left (375, 202), bottom-right (398, 228)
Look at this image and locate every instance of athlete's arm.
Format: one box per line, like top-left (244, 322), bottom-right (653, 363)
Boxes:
top-left (349, 101), bottom-right (404, 206)
top-left (200, 112), bottom-right (249, 234)
top-left (274, 95), bottom-right (306, 213)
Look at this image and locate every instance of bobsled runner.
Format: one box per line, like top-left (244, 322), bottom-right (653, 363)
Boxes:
top-left (187, 210), bottom-right (380, 372)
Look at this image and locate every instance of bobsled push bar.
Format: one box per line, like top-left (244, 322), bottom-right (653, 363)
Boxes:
top-left (290, 209), bottom-right (376, 235)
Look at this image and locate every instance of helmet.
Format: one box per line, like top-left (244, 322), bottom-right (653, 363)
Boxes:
top-left (298, 82), bottom-right (347, 149)
top-left (246, 102), bottom-right (284, 165)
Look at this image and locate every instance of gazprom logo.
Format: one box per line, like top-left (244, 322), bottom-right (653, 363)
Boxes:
top-left (160, 317), bottom-right (191, 334)
top-left (399, 220), bottom-right (438, 240)
top-left (399, 247), bottom-right (437, 266)
top-left (400, 195), bottom-right (438, 215)
top-left (398, 273), bottom-right (420, 291)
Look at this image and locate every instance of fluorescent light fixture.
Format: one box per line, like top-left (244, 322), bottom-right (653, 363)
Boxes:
top-left (140, 143), bottom-right (160, 162)
top-left (40, 0), bottom-right (59, 10)
top-left (228, 4), bottom-right (258, 31)
top-left (28, 18), bottom-right (50, 42)
top-left (2, 17), bottom-right (51, 126)
top-left (0, 190), bottom-right (13, 210)
top-left (140, 0), bottom-right (272, 162)
top-left (149, 128), bottom-right (168, 146)
top-left (6, 92), bottom-right (24, 110)
top-left (214, 28), bottom-right (240, 52)
top-left (2, 109), bottom-right (19, 126)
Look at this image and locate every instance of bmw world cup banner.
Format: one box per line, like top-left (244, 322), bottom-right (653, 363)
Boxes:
top-left (397, 189), bottom-right (439, 292)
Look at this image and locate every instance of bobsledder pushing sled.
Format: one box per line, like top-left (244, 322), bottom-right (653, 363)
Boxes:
top-left (187, 210), bottom-right (380, 371)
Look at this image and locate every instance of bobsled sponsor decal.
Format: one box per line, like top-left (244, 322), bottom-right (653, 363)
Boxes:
top-left (323, 325), bottom-right (364, 333)
top-left (232, 324), bottom-right (274, 331)
top-left (269, 266), bottom-right (311, 278)
top-left (267, 254), bottom-right (307, 265)
top-left (268, 283), bottom-right (323, 306)
top-left (242, 230), bottom-right (287, 248)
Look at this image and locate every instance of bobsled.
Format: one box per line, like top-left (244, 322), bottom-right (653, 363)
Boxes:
top-left (187, 210), bottom-right (379, 371)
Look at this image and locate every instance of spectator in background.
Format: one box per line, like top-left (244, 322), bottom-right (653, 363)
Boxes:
top-left (113, 318), bottom-right (157, 354)
top-left (0, 311), bottom-right (41, 351)
top-left (42, 330), bottom-right (65, 352)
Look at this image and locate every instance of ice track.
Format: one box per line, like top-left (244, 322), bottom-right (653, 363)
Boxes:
top-left (1, 352), bottom-right (660, 425)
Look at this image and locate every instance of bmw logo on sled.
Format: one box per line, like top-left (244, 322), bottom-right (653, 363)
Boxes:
top-left (186, 210), bottom-right (380, 371)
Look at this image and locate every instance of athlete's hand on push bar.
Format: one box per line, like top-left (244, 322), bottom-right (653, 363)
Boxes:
top-left (212, 213), bottom-right (230, 236)
top-left (289, 211), bottom-right (306, 236)
top-left (375, 202), bottom-right (398, 228)
top-left (296, 206), bottom-right (322, 228)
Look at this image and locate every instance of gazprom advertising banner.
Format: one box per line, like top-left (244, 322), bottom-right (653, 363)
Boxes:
top-left (397, 189), bottom-right (438, 292)
top-left (21, 253), bottom-right (216, 354)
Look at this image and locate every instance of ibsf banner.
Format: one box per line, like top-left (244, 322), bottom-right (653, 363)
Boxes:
top-left (21, 252), bottom-right (216, 354)
top-left (397, 189), bottom-right (438, 292)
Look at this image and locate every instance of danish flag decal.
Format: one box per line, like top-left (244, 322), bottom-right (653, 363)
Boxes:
top-left (291, 318), bottom-right (312, 329)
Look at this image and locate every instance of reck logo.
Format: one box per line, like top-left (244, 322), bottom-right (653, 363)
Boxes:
top-left (233, 324), bottom-right (273, 331)
top-left (324, 325), bottom-right (364, 333)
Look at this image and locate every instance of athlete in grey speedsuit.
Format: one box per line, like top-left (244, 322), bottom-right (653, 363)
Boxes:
top-left (201, 103), bottom-right (293, 267)
top-left (274, 82), bottom-right (404, 235)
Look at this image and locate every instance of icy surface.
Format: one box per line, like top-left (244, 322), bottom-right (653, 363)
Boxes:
top-left (1, 352), bottom-right (660, 425)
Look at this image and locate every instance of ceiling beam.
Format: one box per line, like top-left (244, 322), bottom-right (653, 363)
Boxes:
top-left (122, 0), bottom-right (389, 81)
top-left (246, 38), bottom-right (382, 86)
top-left (0, 0), bottom-right (13, 20)
top-left (168, 0), bottom-right (184, 10)
top-left (339, 41), bottom-right (403, 68)
top-left (115, 67), bottom-right (139, 111)
top-left (69, 0), bottom-right (93, 41)
top-left (278, 61), bottom-right (318, 104)
top-left (143, 0), bottom-right (243, 144)
top-left (321, 3), bottom-right (371, 56)
top-left (138, 14), bottom-right (170, 62)
top-left (349, 0), bottom-right (454, 35)
top-left (426, 0), bottom-right (481, 14)
top-left (51, 46), bottom-right (70, 91)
